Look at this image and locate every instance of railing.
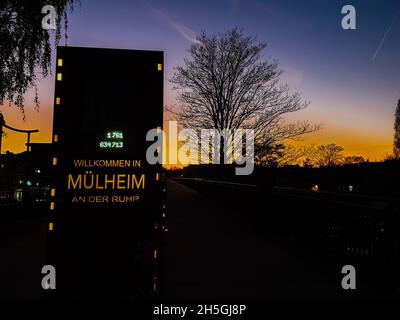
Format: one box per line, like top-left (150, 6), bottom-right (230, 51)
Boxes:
top-left (172, 177), bottom-right (400, 285)
top-left (173, 177), bottom-right (259, 189)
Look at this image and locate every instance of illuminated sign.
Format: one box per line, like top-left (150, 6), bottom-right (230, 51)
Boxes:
top-left (99, 131), bottom-right (124, 149)
top-left (48, 46), bottom-right (164, 299)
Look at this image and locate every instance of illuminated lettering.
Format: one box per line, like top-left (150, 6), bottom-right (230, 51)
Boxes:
top-left (95, 175), bottom-right (104, 189)
top-left (132, 174), bottom-right (145, 189)
top-left (117, 174), bottom-right (126, 189)
top-left (68, 174), bottom-right (82, 189)
top-left (104, 174), bottom-right (116, 189)
top-left (111, 195), bottom-right (140, 203)
top-left (83, 172), bottom-right (94, 189)
top-left (133, 160), bottom-right (141, 167)
top-left (67, 174), bottom-right (145, 190)
top-left (88, 196), bottom-right (109, 203)
top-left (71, 196), bottom-right (87, 203)
top-left (73, 160), bottom-right (132, 167)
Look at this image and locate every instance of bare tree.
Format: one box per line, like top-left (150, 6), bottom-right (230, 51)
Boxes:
top-left (342, 155), bottom-right (366, 165)
top-left (394, 99), bottom-right (400, 159)
top-left (302, 157), bottom-right (314, 168)
top-left (255, 144), bottom-right (310, 167)
top-left (254, 143), bottom-right (285, 167)
top-left (170, 29), bottom-right (320, 163)
top-left (309, 144), bottom-right (344, 167)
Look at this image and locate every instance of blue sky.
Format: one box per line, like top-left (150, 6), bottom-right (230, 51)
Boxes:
top-left (2, 0), bottom-right (400, 159)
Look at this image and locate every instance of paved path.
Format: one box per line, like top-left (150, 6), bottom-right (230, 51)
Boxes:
top-left (0, 215), bottom-right (46, 299)
top-left (162, 179), bottom-right (358, 300)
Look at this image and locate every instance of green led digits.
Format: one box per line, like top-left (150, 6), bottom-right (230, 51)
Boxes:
top-left (107, 131), bottom-right (123, 139)
top-left (99, 131), bottom-right (124, 149)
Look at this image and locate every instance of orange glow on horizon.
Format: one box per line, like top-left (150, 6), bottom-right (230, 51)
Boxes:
top-left (291, 125), bottom-right (393, 162)
top-left (0, 103), bottom-right (393, 163)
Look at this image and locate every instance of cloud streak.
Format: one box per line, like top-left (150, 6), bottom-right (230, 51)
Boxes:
top-left (145, 2), bottom-right (201, 45)
top-left (372, 10), bottom-right (400, 61)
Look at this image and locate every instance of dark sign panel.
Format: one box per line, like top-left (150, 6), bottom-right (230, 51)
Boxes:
top-left (46, 46), bottom-right (164, 298)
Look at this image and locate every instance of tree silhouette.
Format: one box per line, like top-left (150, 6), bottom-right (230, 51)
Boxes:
top-left (342, 155), bottom-right (366, 165)
top-left (0, 0), bottom-right (77, 116)
top-left (254, 144), bottom-right (285, 167)
top-left (302, 157), bottom-right (314, 168)
top-left (309, 143), bottom-right (344, 167)
top-left (394, 99), bottom-right (400, 159)
top-left (255, 144), bottom-right (310, 167)
top-left (170, 29), bottom-right (320, 163)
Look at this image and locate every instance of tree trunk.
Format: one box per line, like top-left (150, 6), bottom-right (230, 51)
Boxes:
top-left (219, 135), bottom-right (225, 164)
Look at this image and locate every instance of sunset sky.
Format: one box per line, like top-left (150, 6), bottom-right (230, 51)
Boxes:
top-left (1, 0), bottom-right (400, 160)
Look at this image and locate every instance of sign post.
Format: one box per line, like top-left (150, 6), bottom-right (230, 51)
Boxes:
top-left (46, 46), bottom-right (165, 299)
